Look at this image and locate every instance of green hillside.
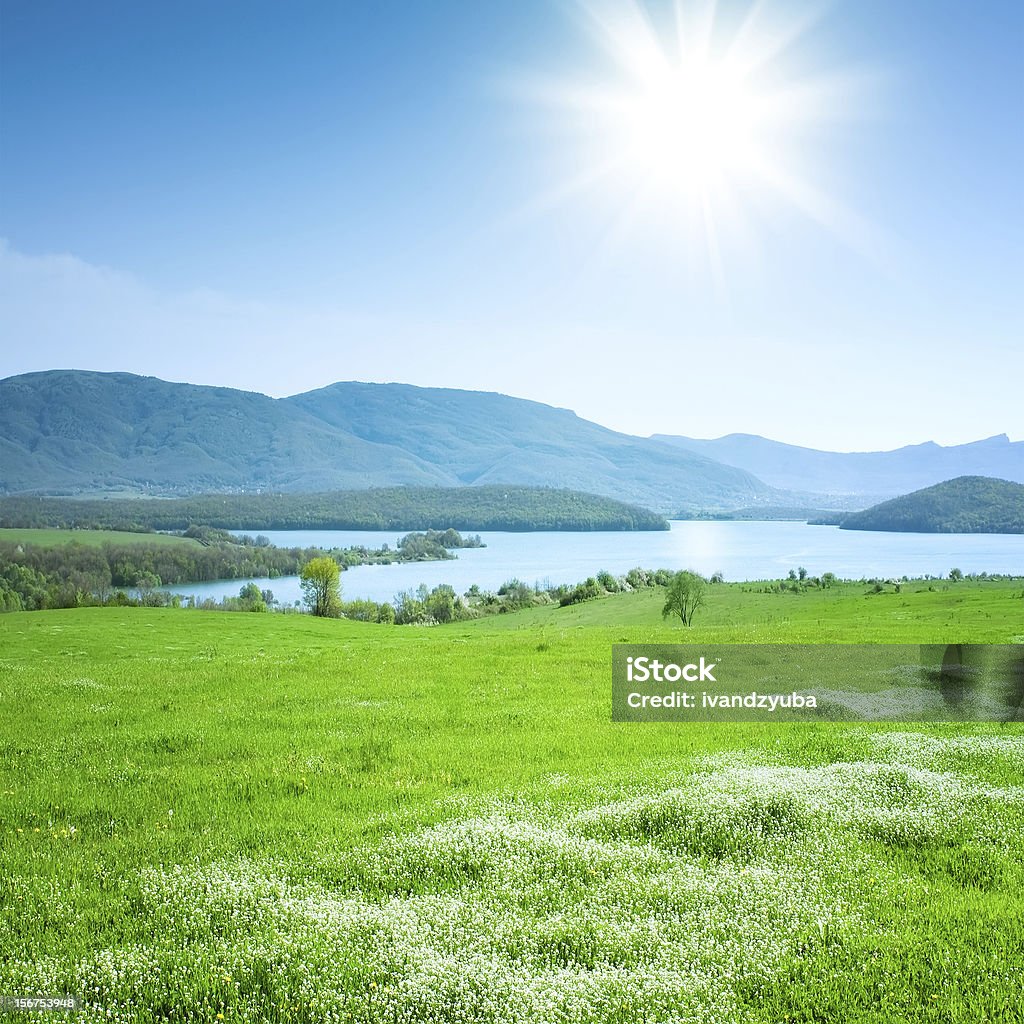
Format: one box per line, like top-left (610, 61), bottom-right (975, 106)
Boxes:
top-left (0, 370), bottom-right (768, 510)
top-left (840, 476), bottom-right (1024, 534)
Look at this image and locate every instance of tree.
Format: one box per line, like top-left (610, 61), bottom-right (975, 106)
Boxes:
top-left (238, 581), bottom-right (267, 612)
top-left (949, 567), bottom-right (964, 582)
top-left (394, 587), bottom-right (426, 625)
top-left (662, 570), bottom-right (707, 627)
top-left (300, 556), bottom-right (342, 617)
top-left (426, 584), bottom-right (457, 623)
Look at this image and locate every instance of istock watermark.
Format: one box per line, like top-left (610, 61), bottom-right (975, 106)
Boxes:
top-left (0, 994), bottom-right (80, 1013)
top-left (612, 644), bottom-right (1024, 722)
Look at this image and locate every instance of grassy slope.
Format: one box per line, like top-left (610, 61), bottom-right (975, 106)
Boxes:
top-left (1, 591), bottom-right (1023, 1021)
top-left (0, 528), bottom-right (202, 548)
top-left (467, 577), bottom-right (1024, 643)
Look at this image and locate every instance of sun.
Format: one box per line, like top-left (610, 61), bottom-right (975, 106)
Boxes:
top-left (513, 0), bottom-right (869, 272)
top-left (615, 57), bottom-right (763, 194)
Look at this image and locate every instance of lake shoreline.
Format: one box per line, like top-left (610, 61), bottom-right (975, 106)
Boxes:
top-left (157, 521), bottom-right (1024, 607)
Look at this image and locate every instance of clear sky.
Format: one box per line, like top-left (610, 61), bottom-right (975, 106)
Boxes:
top-left (1, 0), bottom-right (1021, 451)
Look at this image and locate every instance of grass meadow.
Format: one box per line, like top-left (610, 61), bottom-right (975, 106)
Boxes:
top-left (0, 529), bottom-right (202, 550)
top-left (1, 580), bottom-right (1023, 1021)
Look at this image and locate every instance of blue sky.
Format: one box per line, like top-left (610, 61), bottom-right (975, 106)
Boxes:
top-left (1, 0), bottom-right (1021, 450)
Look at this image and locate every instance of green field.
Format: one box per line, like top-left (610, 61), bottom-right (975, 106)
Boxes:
top-left (0, 528), bottom-right (201, 549)
top-left (470, 577), bottom-right (1024, 642)
top-left (2, 586), bottom-right (1023, 1022)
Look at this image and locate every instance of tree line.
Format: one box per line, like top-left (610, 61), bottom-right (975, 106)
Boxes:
top-left (0, 529), bottom-right (476, 613)
top-left (0, 486), bottom-right (669, 533)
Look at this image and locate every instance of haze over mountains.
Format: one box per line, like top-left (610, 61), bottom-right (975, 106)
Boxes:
top-left (1, 370), bottom-right (1020, 512)
top-left (654, 432), bottom-right (1024, 501)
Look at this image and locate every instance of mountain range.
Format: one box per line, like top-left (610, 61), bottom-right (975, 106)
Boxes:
top-left (0, 371), bottom-right (765, 510)
top-left (653, 432), bottom-right (1024, 500)
top-left (1, 370), bottom-right (1020, 512)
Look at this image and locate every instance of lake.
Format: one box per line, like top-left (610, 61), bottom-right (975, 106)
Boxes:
top-left (160, 521), bottom-right (1024, 607)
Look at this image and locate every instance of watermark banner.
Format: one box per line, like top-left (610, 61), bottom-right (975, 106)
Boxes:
top-left (0, 995), bottom-right (80, 1014)
top-left (612, 644), bottom-right (1024, 722)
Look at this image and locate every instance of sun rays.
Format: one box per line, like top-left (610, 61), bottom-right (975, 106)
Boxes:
top-left (511, 0), bottom-right (875, 281)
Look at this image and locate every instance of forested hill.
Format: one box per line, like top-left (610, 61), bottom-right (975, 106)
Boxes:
top-left (0, 370), bottom-right (768, 511)
top-left (838, 476), bottom-right (1024, 534)
top-left (0, 486), bottom-right (670, 533)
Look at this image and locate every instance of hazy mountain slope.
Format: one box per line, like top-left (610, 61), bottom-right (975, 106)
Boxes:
top-left (654, 432), bottom-right (1024, 497)
top-left (0, 371), bottom-right (769, 509)
top-left (839, 476), bottom-right (1024, 534)
top-left (0, 371), bottom-right (451, 494)
top-left (286, 382), bottom-right (766, 510)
